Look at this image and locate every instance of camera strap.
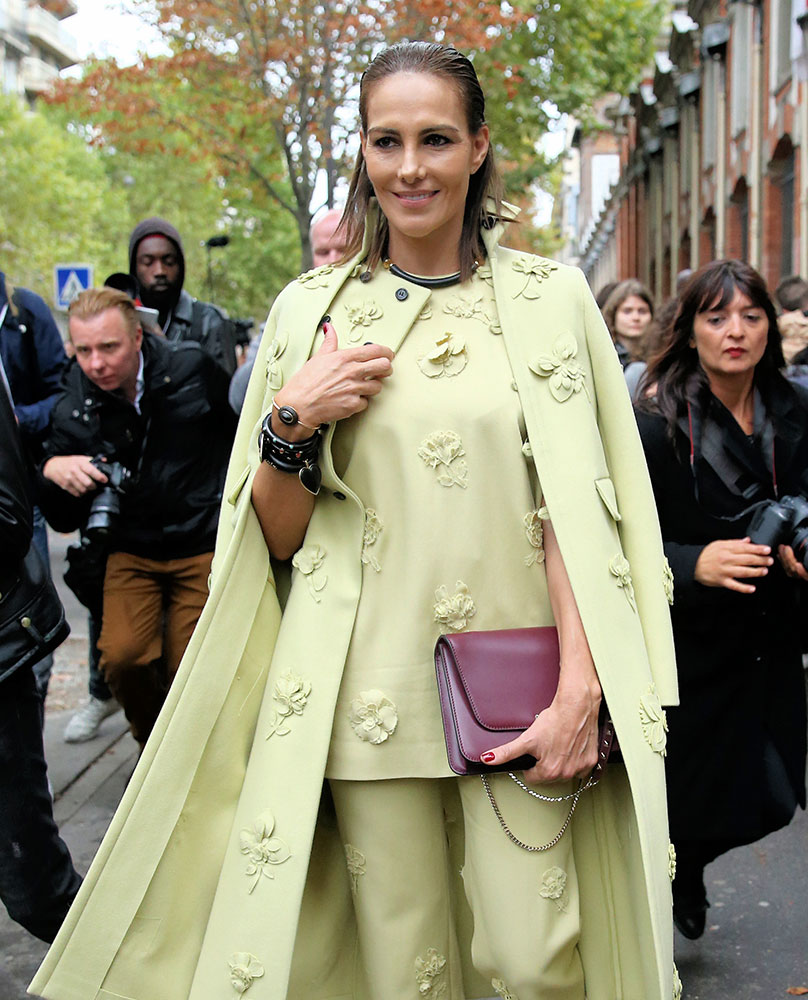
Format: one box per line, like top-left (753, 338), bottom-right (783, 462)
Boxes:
top-left (681, 389), bottom-right (777, 524)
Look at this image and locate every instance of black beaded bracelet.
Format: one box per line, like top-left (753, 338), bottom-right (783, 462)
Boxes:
top-left (258, 413), bottom-right (322, 495)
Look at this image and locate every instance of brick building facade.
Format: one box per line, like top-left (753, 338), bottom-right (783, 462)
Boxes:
top-left (565, 0), bottom-right (808, 303)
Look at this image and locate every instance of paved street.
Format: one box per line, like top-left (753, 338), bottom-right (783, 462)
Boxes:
top-left (0, 530), bottom-right (806, 999)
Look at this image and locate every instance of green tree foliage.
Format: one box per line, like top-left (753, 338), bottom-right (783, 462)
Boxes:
top-left (0, 95), bottom-right (127, 301)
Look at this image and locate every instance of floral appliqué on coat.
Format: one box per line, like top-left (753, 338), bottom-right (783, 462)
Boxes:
top-left (673, 963), bottom-right (683, 1000)
top-left (639, 684), bottom-right (668, 756)
top-left (492, 978), bottom-right (518, 1000)
top-left (239, 811), bottom-right (291, 893)
top-left (265, 671), bottom-right (311, 739)
top-left (529, 334), bottom-right (588, 403)
top-left (418, 431), bottom-right (468, 488)
top-left (344, 843), bottom-right (366, 893)
top-left (361, 508), bottom-right (383, 572)
top-left (511, 255), bottom-right (557, 299)
top-left (292, 544), bottom-right (327, 601)
top-left (228, 953), bottom-right (265, 994)
top-left (417, 332), bottom-right (468, 378)
top-left (415, 947), bottom-right (447, 997)
top-left (345, 300), bottom-right (383, 342)
top-left (264, 330), bottom-right (288, 391)
top-left (609, 554), bottom-right (637, 612)
top-left (297, 263), bottom-right (335, 289)
top-left (434, 581), bottom-right (476, 631)
top-left (668, 842), bottom-right (677, 882)
top-left (348, 690), bottom-right (398, 744)
top-left (663, 557), bottom-right (675, 605)
top-left (524, 507), bottom-right (549, 566)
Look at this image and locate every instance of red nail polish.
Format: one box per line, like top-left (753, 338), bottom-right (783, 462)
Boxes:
top-left (481, 752), bottom-right (496, 763)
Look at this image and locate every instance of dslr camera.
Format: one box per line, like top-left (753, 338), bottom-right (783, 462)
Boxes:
top-left (85, 458), bottom-right (133, 539)
top-left (747, 495), bottom-right (808, 572)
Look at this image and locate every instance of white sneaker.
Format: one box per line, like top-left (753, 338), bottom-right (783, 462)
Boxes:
top-left (63, 696), bottom-right (120, 743)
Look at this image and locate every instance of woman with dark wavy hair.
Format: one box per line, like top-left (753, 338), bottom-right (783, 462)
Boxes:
top-left (636, 260), bottom-right (808, 940)
top-left (34, 42), bottom-right (679, 1000)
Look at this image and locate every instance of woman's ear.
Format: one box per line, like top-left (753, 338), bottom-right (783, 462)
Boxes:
top-left (470, 125), bottom-right (490, 174)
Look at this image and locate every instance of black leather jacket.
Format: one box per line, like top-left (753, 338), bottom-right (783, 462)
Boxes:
top-left (165, 290), bottom-right (238, 377)
top-left (39, 332), bottom-right (237, 561)
top-left (0, 380), bottom-right (33, 567)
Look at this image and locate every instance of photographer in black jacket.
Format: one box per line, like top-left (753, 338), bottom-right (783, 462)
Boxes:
top-left (0, 374), bottom-right (80, 941)
top-left (40, 288), bottom-right (237, 748)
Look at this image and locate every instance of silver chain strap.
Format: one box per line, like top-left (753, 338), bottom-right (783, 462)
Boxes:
top-left (481, 766), bottom-right (602, 853)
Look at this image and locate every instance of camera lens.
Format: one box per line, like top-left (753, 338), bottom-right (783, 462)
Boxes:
top-left (85, 488), bottom-right (121, 538)
top-left (792, 526), bottom-right (808, 573)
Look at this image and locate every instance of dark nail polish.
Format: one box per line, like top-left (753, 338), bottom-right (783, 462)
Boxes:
top-left (364, 341), bottom-right (374, 346)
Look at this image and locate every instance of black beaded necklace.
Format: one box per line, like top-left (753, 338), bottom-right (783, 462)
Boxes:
top-left (381, 257), bottom-right (476, 289)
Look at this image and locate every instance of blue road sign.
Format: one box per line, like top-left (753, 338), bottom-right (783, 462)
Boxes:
top-left (54, 264), bottom-right (93, 310)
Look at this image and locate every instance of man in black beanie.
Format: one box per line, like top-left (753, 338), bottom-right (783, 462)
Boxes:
top-left (128, 217), bottom-right (238, 376)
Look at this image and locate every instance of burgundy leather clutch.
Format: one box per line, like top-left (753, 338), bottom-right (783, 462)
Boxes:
top-left (434, 625), bottom-right (620, 777)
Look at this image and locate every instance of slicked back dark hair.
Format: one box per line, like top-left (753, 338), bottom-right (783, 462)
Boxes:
top-left (338, 41), bottom-right (504, 280)
top-left (640, 259), bottom-right (785, 435)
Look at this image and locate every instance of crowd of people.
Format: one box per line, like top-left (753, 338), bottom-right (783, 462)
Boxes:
top-left (0, 38), bottom-right (805, 1000)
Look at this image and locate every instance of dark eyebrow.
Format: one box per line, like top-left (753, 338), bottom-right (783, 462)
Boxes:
top-left (366, 125), bottom-right (463, 137)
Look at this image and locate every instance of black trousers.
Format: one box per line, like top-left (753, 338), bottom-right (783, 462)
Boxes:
top-left (0, 666), bottom-right (82, 941)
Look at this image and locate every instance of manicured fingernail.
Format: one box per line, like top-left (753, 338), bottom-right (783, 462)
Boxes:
top-left (364, 341), bottom-right (374, 345)
top-left (481, 752), bottom-right (496, 763)
top-left (321, 314), bottom-right (331, 324)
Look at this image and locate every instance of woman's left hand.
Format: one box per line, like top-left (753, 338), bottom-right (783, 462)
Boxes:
top-left (481, 676), bottom-right (601, 784)
top-left (777, 544), bottom-right (808, 581)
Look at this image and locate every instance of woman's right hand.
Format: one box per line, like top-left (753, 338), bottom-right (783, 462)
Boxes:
top-left (694, 538), bottom-right (774, 593)
top-left (273, 321), bottom-right (394, 434)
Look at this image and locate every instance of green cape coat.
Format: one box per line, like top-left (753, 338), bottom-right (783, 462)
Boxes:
top-left (31, 218), bottom-right (680, 1000)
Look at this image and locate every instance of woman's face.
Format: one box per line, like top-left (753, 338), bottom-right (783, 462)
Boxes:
top-left (614, 294), bottom-right (652, 341)
top-left (691, 287), bottom-right (769, 382)
top-left (360, 71), bottom-right (489, 269)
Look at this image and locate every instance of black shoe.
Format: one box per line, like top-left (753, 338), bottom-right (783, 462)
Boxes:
top-left (673, 900), bottom-right (708, 940)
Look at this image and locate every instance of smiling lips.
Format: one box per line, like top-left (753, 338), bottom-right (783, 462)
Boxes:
top-left (394, 190), bottom-right (437, 202)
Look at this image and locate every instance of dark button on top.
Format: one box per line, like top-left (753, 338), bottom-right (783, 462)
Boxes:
top-left (359, 271), bottom-right (373, 283)
top-left (395, 287), bottom-right (409, 301)
top-left (333, 491), bottom-right (347, 501)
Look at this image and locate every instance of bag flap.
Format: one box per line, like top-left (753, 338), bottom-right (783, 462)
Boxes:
top-left (439, 626), bottom-right (560, 732)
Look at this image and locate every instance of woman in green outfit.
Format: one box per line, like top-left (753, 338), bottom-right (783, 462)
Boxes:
top-left (33, 42), bottom-right (679, 1000)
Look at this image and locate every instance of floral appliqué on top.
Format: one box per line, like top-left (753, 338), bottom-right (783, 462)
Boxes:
top-left (344, 843), bottom-right (366, 893)
top-left (415, 948), bottom-right (447, 997)
top-left (639, 684), bottom-right (668, 756)
top-left (292, 544), bottom-right (327, 601)
top-left (265, 330), bottom-right (288, 391)
top-left (609, 554), bottom-right (637, 612)
top-left (476, 262), bottom-right (494, 286)
top-left (539, 865), bottom-right (568, 911)
top-left (668, 842), bottom-right (677, 882)
top-left (297, 263), bottom-right (335, 288)
top-left (417, 303), bottom-right (434, 322)
top-left (345, 300), bottom-right (383, 342)
top-left (434, 581), bottom-right (476, 631)
top-left (492, 978), bottom-right (518, 1000)
top-left (361, 508), bottom-right (383, 572)
top-left (529, 334), bottom-right (588, 403)
top-left (663, 557), bottom-right (675, 605)
top-left (443, 292), bottom-right (500, 334)
top-left (239, 811), bottom-right (291, 893)
top-left (348, 689), bottom-right (398, 744)
top-left (524, 507), bottom-right (549, 566)
top-left (266, 671), bottom-right (311, 739)
top-left (511, 255), bottom-right (557, 299)
top-left (228, 952), bottom-right (265, 994)
top-left (418, 430), bottom-right (468, 488)
top-left (417, 332), bottom-right (468, 378)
